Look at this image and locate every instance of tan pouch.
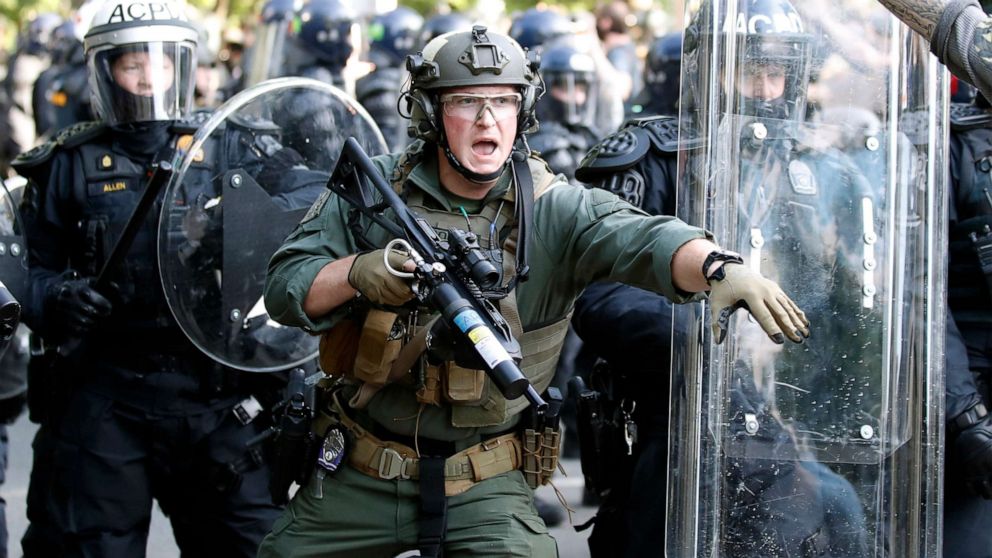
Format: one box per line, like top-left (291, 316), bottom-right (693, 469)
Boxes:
top-left (522, 427), bottom-right (561, 489)
top-left (353, 309), bottom-right (402, 385)
top-left (318, 318), bottom-right (361, 377)
top-left (416, 362), bottom-right (443, 406)
top-left (443, 363), bottom-right (486, 404)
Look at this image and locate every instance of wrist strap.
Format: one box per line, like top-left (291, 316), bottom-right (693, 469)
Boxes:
top-left (951, 402), bottom-right (989, 435)
top-left (703, 250), bottom-right (744, 284)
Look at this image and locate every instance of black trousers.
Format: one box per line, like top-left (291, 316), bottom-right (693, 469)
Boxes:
top-left (46, 387), bottom-right (282, 558)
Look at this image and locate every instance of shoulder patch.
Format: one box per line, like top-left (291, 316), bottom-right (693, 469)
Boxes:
top-left (574, 126), bottom-right (651, 184)
top-left (302, 190), bottom-right (332, 223)
top-left (950, 103), bottom-right (992, 132)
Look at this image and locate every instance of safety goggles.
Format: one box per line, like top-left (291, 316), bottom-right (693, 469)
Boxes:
top-left (439, 92), bottom-right (523, 122)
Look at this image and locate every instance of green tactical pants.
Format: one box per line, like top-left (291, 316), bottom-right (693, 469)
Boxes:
top-left (256, 463), bottom-right (558, 558)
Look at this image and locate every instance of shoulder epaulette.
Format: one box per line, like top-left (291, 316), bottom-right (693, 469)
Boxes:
top-left (171, 108), bottom-right (214, 135)
top-left (575, 125), bottom-right (651, 183)
top-left (12, 120), bottom-right (106, 171)
top-left (950, 103), bottom-right (992, 132)
top-left (575, 116), bottom-right (692, 183)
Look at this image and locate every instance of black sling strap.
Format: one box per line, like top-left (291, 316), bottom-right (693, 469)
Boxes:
top-left (418, 457), bottom-right (448, 558)
top-left (510, 150), bottom-right (534, 283)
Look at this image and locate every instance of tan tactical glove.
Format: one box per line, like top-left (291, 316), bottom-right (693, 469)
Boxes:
top-left (347, 249), bottom-right (415, 306)
top-left (708, 263), bottom-right (810, 345)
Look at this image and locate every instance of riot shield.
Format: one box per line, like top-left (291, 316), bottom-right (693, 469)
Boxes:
top-left (0, 177), bottom-right (28, 308)
top-left (158, 77), bottom-right (387, 373)
top-left (669, 1), bottom-right (947, 556)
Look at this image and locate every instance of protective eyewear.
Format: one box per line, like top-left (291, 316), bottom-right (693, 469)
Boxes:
top-left (439, 93), bottom-right (522, 121)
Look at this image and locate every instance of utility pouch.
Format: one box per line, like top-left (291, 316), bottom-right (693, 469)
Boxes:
top-left (26, 335), bottom-right (57, 425)
top-left (522, 388), bottom-right (563, 489)
top-left (972, 225), bottom-right (992, 281)
top-left (354, 309), bottom-right (403, 384)
top-left (318, 317), bottom-right (362, 377)
top-left (416, 362), bottom-right (443, 406)
top-left (443, 363), bottom-right (486, 404)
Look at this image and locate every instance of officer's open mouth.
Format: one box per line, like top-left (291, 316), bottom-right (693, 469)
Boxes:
top-left (472, 141), bottom-right (499, 156)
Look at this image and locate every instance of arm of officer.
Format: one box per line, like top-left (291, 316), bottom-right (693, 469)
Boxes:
top-left (877, 0), bottom-right (992, 101)
top-left (300, 256), bottom-right (358, 319)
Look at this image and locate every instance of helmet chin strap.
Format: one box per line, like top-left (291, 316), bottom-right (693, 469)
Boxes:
top-left (440, 137), bottom-right (506, 183)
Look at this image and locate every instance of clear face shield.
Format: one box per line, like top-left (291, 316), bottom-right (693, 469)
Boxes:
top-left (246, 19), bottom-right (293, 86)
top-left (89, 41), bottom-right (195, 125)
top-left (538, 72), bottom-right (596, 127)
top-left (730, 35), bottom-right (810, 123)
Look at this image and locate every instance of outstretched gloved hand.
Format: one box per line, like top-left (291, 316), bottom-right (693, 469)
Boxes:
top-left (49, 272), bottom-right (113, 337)
top-left (347, 249), bottom-right (415, 307)
top-left (708, 263), bottom-right (810, 345)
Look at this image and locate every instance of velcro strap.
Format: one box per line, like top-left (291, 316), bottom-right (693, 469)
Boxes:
top-left (418, 457), bottom-right (448, 558)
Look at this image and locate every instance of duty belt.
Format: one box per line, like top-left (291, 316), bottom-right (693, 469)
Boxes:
top-left (319, 391), bottom-right (523, 496)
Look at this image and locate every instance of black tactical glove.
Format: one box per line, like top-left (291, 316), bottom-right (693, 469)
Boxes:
top-left (955, 410), bottom-right (992, 499)
top-left (48, 272), bottom-right (113, 337)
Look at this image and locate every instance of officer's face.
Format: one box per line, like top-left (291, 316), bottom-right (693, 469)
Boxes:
top-left (112, 51), bottom-right (175, 96)
top-left (551, 83), bottom-right (587, 107)
top-left (441, 84), bottom-right (519, 177)
top-left (737, 63), bottom-right (786, 101)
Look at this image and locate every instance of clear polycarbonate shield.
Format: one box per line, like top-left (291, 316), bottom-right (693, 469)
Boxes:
top-left (158, 77), bottom-right (387, 372)
top-left (0, 177), bottom-right (28, 308)
top-left (669, 1), bottom-right (947, 556)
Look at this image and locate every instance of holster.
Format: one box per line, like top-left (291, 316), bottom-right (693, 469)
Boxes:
top-left (27, 334), bottom-right (72, 426)
top-left (569, 367), bottom-right (633, 499)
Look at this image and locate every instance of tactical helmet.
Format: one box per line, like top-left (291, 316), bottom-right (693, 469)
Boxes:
top-left (368, 7), bottom-right (424, 68)
top-left (293, 0), bottom-right (357, 68)
top-left (536, 43), bottom-right (596, 127)
top-left (84, 0), bottom-right (197, 125)
top-left (415, 13), bottom-right (472, 51)
top-left (508, 8), bottom-right (572, 51)
top-left (403, 26), bottom-right (543, 144)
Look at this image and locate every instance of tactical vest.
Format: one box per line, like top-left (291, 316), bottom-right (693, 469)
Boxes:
top-left (320, 149), bottom-right (571, 428)
top-left (949, 104), bottom-right (992, 324)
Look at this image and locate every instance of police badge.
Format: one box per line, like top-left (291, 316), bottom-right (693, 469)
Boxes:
top-left (317, 425), bottom-right (347, 473)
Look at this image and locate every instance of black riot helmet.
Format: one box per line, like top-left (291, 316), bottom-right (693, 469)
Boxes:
top-left (293, 0), bottom-right (357, 69)
top-left (536, 43), bottom-right (597, 127)
top-left (24, 13), bottom-right (62, 56)
top-left (368, 7), bottom-right (424, 68)
top-left (415, 13), bottom-right (472, 51)
top-left (508, 8), bottom-right (573, 52)
top-left (49, 20), bottom-right (81, 66)
top-left (402, 26), bottom-right (543, 182)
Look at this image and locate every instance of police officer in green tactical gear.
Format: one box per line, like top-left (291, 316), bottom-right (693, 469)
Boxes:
top-left (259, 26), bottom-right (810, 558)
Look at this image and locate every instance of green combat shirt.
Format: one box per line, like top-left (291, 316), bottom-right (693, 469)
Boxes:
top-left (264, 148), bottom-right (708, 443)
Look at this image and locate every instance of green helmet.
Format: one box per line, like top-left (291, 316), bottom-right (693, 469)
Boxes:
top-left (402, 25), bottom-right (543, 144)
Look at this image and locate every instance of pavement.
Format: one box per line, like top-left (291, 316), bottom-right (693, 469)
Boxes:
top-left (2, 415), bottom-right (596, 557)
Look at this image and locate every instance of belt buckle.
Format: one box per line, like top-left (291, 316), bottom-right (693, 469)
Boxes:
top-left (378, 448), bottom-right (412, 480)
